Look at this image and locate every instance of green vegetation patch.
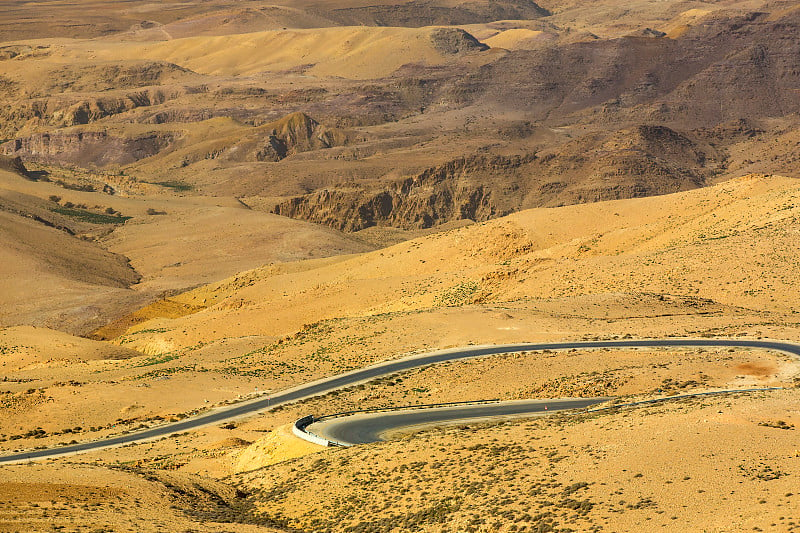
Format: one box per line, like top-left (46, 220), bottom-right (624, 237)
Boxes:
top-left (0, 344), bottom-right (20, 355)
top-left (135, 352), bottom-right (181, 367)
top-left (135, 365), bottom-right (198, 380)
top-left (435, 281), bottom-right (480, 306)
top-left (150, 180), bottom-right (193, 192)
top-left (51, 206), bottom-right (131, 224)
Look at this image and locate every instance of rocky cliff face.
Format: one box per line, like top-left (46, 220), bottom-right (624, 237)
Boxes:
top-left (327, 0), bottom-right (548, 27)
top-left (0, 155), bottom-right (30, 178)
top-left (253, 112), bottom-right (348, 162)
top-left (57, 89), bottom-right (186, 127)
top-left (274, 154), bottom-right (525, 231)
top-left (0, 86), bottom-right (197, 138)
top-left (463, 10), bottom-right (800, 127)
top-left (44, 61), bottom-right (196, 93)
top-left (1, 130), bottom-right (175, 167)
top-left (163, 112), bottom-right (349, 168)
top-left (430, 28), bottom-right (489, 54)
top-left (273, 125), bottom-right (718, 231)
top-left (0, 5), bottom-right (795, 237)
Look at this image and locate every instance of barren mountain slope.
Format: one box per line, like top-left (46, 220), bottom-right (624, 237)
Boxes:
top-left (0, 463), bottom-right (278, 532)
top-left (238, 389), bottom-right (800, 532)
top-left (1, 175), bottom-right (799, 533)
top-left (0, 167), bottom-right (372, 333)
top-left (28, 25), bottom-right (487, 79)
top-left (117, 174), bottom-right (800, 355)
top-left (0, 174), bottom-right (797, 449)
top-left (1, 5), bottom-right (799, 233)
top-left (0, 173), bottom-right (143, 333)
top-left (0, 326), bottom-right (141, 372)
top-left (2, 1), bottom-right (800, 530)
top-left (0, 0), bottom-right (549, 41)
top-left (0, 175), bottom-right (798, 531)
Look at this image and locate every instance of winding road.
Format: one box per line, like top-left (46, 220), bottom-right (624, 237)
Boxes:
top-left (307, 398), bottom-right (609, 446)
top-left (1, 338), bottom-right (798, 464)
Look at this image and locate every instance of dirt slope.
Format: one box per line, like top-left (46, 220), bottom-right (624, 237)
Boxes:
top-left (0, 166), bottom-right (371, 333)
top-left (0, 174), bottom-right (798, 533)
top-left (115, 174), bottom-right (800, 353)
top-left (240, 390), bottom-right (800, 532)
top-left (0, 172), bottom-right (142, 333)
top-left (48, 26), bottom-right (489, 79)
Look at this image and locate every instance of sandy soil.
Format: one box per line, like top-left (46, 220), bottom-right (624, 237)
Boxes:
top-left (3, 176), bottom-right (800, 451)
top-left (0, 463), bottom-right (280, 532)
top-left (1, 176), bottom-right (799, 529)
top-left (239, 389), bottom-right (800, 532)
top-left (0, 167), bottom-right (370, 333)
top-left (0, 1), bottom-right (799, 528)
top-left (116, 174), bottom-right (800, 353)
top-left (11, 26), bottom-right (485, 80)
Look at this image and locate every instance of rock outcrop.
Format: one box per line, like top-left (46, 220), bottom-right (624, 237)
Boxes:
top-left (327, 0), bottom-right (549, 27)
top-left (1, 130), bottom-right (175, 167)
top-left (253, 111), bottom-right (348, 162)
top-left (0, 155), bottom-right (30, 178)
top-left (274, 125), bottom-right (718, 231)
top-left (430, 28), bottom-right (489, 54)
top-left (0, 86), bottom-right (197, 138)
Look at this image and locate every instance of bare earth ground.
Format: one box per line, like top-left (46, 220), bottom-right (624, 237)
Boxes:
top-left (1, 176), bottom-right (800, 530)
top-left (1, 0), bottom-right (800, 530)
top-left (3, 0), bottom-right (800, 236)
top-left (239, 390), bottom-right (800, 532)
top-left (0, 464), bottom-right (281, 532)
top-left (4, 175), bottom-right (800, 452)
top-left (0, 167), bottom-right (372, 334)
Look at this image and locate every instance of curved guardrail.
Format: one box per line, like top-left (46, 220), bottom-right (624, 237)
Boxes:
top-left (292, 415), bottom-right (335, 446)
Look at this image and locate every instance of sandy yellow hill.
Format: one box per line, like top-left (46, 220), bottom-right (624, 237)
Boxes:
top-left (0, 172), bottom-right (144, 333)
top-left (234, 424), bottom-right (321, 473)
top-left (47, 26), bottom-right (489, 79)
top-left (126, 113), bottom-right (350, 177)
top-left (102, 203), bottom-right (372, 293)
top-left (119, 6), bottom-right (338, 41)
top-left (3, 175), bottom-right (800, 514)
top-left (483, 28), bottom-right (545, 49)
top-left (239, 389), bottom-right (800, 532)
top-left (0, 463), bottom-right (276, 532)
top-left (661, 8), bottom-right (714, 38)
top-left (0, 326), bottom-right (140, 372)
top-left (0, 165), bottom-right (371, 333)
top-left (117, 174), bottom-right (800, 353)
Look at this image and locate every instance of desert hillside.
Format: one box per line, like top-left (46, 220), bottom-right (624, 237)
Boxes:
top-left (55, 26), bottom-right (490, 79)
top-left (117, 174), bottom-right (800, 354)
top-left (1, 0), bottom-right (800, 531)
top-left (0, 165), bottom-right (371, 334)
top-left (1, 175), bottom-right (799, 443)
top-left (1, 174), bottom-right (800, 530)
top-left (0, 1), bottom-right (798, 235)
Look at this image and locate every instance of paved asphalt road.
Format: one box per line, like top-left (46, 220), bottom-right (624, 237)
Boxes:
top-left (1, 338), bottom-right (798, 464)
top-left (308, 398), bottom-right (608, 445)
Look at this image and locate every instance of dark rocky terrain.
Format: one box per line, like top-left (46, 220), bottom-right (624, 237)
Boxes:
top-left (1, 1), bottom-right (797, 233)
